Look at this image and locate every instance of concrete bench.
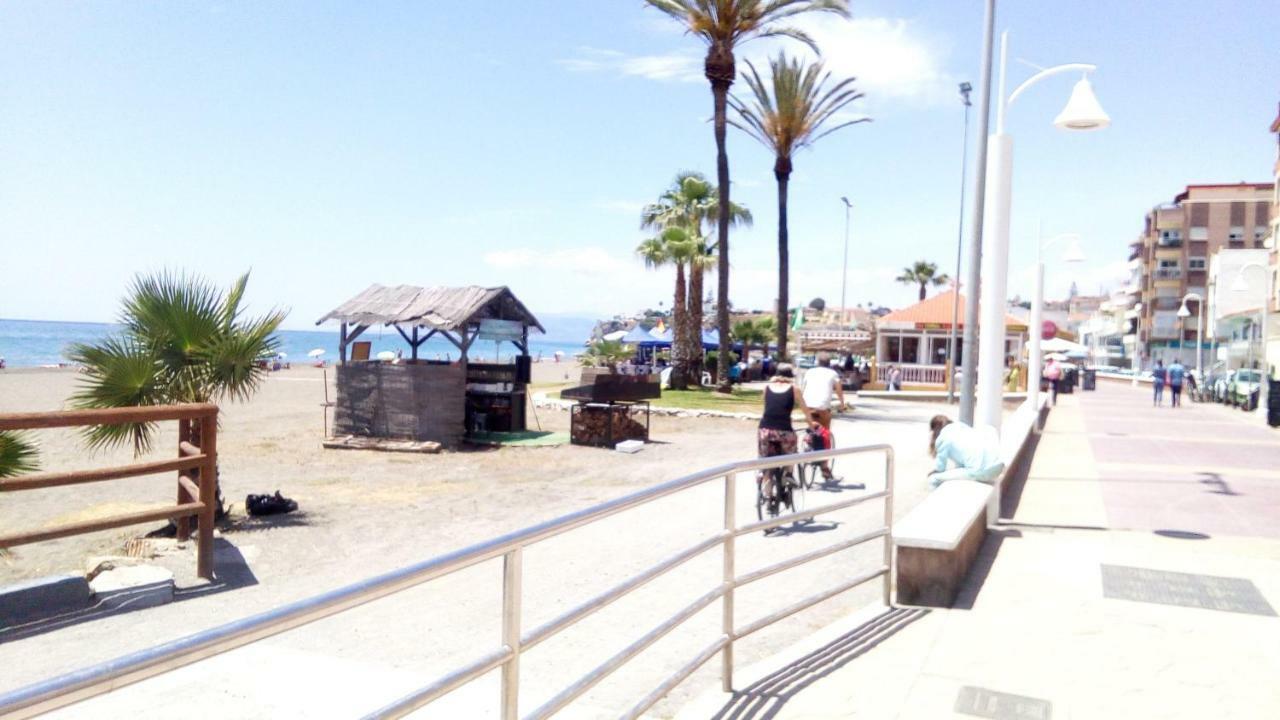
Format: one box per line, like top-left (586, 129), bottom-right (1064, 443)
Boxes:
top-left (892, 397), bottom-right (1048, 607)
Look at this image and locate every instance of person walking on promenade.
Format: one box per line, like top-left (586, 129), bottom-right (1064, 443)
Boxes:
top-left (1043, 357), bottom-right (1063, 406)
top-left (927, 415), bottom-right (1005, 488)
top-left (1152, 360), bottom-right (1166, 406)
top-left (801, 354), bottom-right (847, 481)
top-left (887, 365), bottom-right (903, 392)
top-left (1167, 359), bottom-right (1187, 407)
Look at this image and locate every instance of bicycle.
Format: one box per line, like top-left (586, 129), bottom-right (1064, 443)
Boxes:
top-left (756, 463), bottom-right (804, 532)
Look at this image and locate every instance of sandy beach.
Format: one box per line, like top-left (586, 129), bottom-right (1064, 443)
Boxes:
top-left (0, 363), bottom-right (943, 718)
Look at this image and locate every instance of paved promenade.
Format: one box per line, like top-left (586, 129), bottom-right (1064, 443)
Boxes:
top-left (681, 381), bottom-right (1280, 719)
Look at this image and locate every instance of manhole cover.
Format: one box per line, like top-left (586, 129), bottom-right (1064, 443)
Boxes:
top-left (955, 686), bottom-right (1052, 719)
top-left (1101, 564), bottom-right (1276, 616)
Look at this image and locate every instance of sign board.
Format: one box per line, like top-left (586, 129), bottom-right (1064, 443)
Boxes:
top-left (479, 319), bottom-right (524, 343)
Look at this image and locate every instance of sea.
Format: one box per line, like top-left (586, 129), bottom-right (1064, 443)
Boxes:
top-left (0, 317), bottom-right (598, 368)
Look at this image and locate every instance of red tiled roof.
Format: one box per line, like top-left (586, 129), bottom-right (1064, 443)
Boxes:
top-left (876, 289), bottom-right (1027, 330)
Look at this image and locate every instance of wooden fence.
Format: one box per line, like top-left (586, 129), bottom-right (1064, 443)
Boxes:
top-left (0, 403), bottom-right (219, 579)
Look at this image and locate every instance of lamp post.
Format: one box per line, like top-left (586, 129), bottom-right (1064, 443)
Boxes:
top-left (1231, 263), bottom-right (1271, 424)
top-left (1027, 230), bottom-right (1086, 409)
top-left (1177, 292), bottom-right (1204, 385)
top-left (947, 82), bottom-right (974, 404)
top-left (974, 31), bottom-right (1109, 431)
top-left (840, 197), bottom-right (852, 322)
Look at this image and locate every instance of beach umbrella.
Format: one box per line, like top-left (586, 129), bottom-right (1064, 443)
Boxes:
top-left (307, 348), bottom-right (326, 358)
top-left (376, 350), bottom-right (396, 361)
top-left (554, 350), bottom-right (565, 358)
top-left (1045, 352), bottom-right (1068, 362)
top-left (276, 352), bottom-right (288, 359)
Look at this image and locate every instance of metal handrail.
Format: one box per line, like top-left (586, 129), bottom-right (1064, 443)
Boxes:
top-left (0, 443), bottom-right (894, 720)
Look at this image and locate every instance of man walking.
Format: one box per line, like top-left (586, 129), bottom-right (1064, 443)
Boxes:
top-left (801, 354), bottom-right (847, 481)
top-left (1152, 360), bottom-right (1166, 407)
top-left (1167, 359), bottom-right (1186, 407)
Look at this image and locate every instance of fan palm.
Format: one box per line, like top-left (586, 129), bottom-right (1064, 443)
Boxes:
top-left (582, 340), bottom-right (635, 371)
top-left (0, 431), bottom-right (39, 479)
top-left (68, 271), bottom-right (286, 518)
top-left (896, 260), bottom-right (950, 301)
top-left (732, 316), bottom-right (776, 360)
top-left (641, 171), bottom-right (752, 384)
top-left (637, 227), bottom-right (700, 388)
top-left (644, 0), bottom-right (849, 390)
top-left (730, 52), bottom-right (867, 360)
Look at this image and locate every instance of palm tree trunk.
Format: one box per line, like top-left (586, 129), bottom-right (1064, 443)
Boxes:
top-left (708, 47), bottom-right (735, 393)
top-left (775, 158), bottom-right (792, 361)
top-left (919, 282), bottom-right (927, 301)
top-left (671, 263), bottom-right (689, 390)
top-left (689, 264), bottom-right (704, 385)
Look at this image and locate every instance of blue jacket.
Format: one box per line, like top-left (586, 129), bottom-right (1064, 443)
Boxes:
top-left (933, 422), bottom-right (1002, 477)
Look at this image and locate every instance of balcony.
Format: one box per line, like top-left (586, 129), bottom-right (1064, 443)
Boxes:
top-left (1150, 326), bottom-right (1179, 340)
top-left (1154, 268), bottom-right (1182, 281)
top-left (1157, 237), bottom-right (1183, 249)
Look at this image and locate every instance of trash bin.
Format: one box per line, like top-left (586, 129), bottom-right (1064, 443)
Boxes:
top-left (1269, 380), bottom-right (1280, 427)
top-left (1060, 367), bottom-right (1076, 394)
top-left (1082, 369), bottom-right (1097, 391)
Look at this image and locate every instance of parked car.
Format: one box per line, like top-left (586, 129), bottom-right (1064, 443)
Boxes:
top-left (1228, 369), bottom-right (1261, 409)
top-left (1212, 370), bottom-right (1235, 404)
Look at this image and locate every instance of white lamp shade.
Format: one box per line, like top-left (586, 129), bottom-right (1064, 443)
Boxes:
top-left (1054, 77), bottom-right (1110, 131)
top-left (1062, 238), bottom-right (1086, 263)
top-left (1177, 304), bottom-right (1191, 318)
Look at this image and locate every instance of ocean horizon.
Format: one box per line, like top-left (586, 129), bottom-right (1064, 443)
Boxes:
top-left (0, 317), bottom-right (599, 368)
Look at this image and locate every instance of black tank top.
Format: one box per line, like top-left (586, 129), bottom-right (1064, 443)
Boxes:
top-left (759, 385), bottom-right (795, 431)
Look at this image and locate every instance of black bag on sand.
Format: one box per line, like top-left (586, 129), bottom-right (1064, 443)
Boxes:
top-left (246, 491), bottom-right (298, 516)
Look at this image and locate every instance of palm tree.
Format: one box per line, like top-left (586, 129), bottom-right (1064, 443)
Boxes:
top-left (582, 339), bottom-right (636, 371)
top-left (896, 260), bottom-right (950, 301)
top-left (641, 171), bottom-right (752, 384)
top-left (68, 271), bottom-right (286, 518)
top-left (645, 0), bottom-right (849, 390)
top-left (637, 227), bottom-right (699, 388)
top-left (732, 316), bottom-right (776, 360)
top-left (0, 431), bottom-right (39, 479)
top-left (730, 52), bottom-right (867, 360)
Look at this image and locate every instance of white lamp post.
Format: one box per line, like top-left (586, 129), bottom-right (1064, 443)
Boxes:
top-left (1177, 292), bottom-right (1204, 386)
top-left (1027, 230), bottom-right (1086, 409)
top-left (840, 197), bottom-right (852, 321)
top-left (975, 31), bottom-right (1109, 430)
top-left (1231, 263), bottom-right (1272, 424)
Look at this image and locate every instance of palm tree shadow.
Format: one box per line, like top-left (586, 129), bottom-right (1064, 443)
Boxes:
top-left (709, 607), bottom-right (929, 720)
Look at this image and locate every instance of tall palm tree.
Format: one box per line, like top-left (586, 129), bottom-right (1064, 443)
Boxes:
top-left (645, 0), bottom-right (849, 390)
top-left (0, 431), bottom-right (39, 479)
top-left (896, 260), bottom-right (950, 301)
top-left (68, 271), bottom-right (286, 518)
top-left (731, 316), bottom-right (776, 361)
top-left (641, 171), bottom-right (752, 384)
top-left (637, 227), bottom-right (699, 388)
top-left (730, 51), bottom-right (867, 360)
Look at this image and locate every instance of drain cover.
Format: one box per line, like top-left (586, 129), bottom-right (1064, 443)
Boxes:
top-left (1101, 564), bottom-right (1276, 616)
top-left (955, 686), bottom-right (1052, 719)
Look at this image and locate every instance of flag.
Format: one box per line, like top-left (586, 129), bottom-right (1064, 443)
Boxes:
top-left (791, 307), bottom-right (804, 331)
top-left (655, 319), bottom-right (666, 334)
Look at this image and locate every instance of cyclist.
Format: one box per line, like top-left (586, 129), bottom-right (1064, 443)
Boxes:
top-left (801, 354), bottom-right (847, 481)
top-left (757, 364), bottom-right (814, 507)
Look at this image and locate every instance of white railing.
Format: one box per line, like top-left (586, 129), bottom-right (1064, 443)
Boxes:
top-left (894, 363), bottom-right (946, 385)
top-left (0, 445), bottom-right (895, 720)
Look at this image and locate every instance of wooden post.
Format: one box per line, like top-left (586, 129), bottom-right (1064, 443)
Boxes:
top-left (339, 322), bottom-right (348, 364)
top-left (175, 418), bottom-right (192, 542)
top-left (411, 326), bottom-right (420, 360)
top-left (196, 409), bottom-right (218, 580)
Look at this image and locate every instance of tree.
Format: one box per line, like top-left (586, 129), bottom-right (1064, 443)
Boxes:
top-left (68, 271), bottom-right (286, 518)
top-left (0, 431), bottom-right (38, 479)
top-left (732, 316), bottom-right (777, 360)
top-left (645, 0), bottom-right (849, 390)
top-left (582, 339), bottom-right (635, 371)
top-left (637, 227), bottom-right (699, 388)
top-left (809, 297), bottom-right (826, 311)
top-left (640, 171), bottom-right (751, 385)
top-left (896, 260), bottom-right (950, 301)
top-left (730, 52), bottom-right (866, 360)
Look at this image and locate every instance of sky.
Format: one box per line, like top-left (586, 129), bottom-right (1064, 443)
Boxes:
top-left (2, 1), bottom-right (1278, 330)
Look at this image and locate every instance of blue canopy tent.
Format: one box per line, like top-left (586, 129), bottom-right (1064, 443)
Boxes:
top-left (620, 325), bottom-right (670, 364)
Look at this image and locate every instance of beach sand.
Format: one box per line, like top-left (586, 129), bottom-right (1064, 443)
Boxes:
top-left (0, 364), bottom-right (942, 717)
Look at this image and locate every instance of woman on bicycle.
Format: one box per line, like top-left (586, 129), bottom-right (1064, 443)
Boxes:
top-left (758, 364), bottom-right (814, 503)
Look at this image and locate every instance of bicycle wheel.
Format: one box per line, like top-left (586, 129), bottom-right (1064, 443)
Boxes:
top-left (801, 461), bottom-right (817, 490)
top-left (788, 465), bottom-right (804, 515)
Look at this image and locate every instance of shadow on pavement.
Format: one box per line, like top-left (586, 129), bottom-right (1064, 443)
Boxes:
top-left (709, 607), bottom-right (929, 720)
top-left (1198, 472), bottom-right (1239, 496)
top-left (951, 528), bottom-right (1021, 611)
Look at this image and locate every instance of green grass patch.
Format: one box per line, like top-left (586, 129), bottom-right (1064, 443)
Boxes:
top-left (650, 387), bottom-right (763, 413)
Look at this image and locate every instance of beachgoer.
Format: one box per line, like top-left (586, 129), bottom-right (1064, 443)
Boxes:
top-left (1152, 360), bottom-right (1166, 406)
top-left (757, 364), bottom-right (814, 503)
top-left (1167, 360), bottom-right (1186, 407)
top-left (800, 354), bottom-right (846, 480)
top-left (1043, 357), bottom-right (1063, 405)
top-left (927, 415), bottom-right (1005, 488)
top-left (888, 365), bottom-right (903, 392)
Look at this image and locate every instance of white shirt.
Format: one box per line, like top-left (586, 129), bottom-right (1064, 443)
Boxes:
top-left (802, 366), bottom-right (841, 410)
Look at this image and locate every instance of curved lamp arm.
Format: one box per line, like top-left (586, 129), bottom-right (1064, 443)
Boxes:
top-left (998, 60), bottom-right (1098, 133)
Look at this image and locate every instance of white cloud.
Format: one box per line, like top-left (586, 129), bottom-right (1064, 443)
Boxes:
top-left (483, 246), bottom-right (632, 275)
top-left (559, 16), bottom-right (955, 105)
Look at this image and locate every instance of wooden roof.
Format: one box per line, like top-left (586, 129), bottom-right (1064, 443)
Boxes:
top-left (876, 290), bottom-right (1027, 331)
top-left (316, 285), bottom-right (544, 333)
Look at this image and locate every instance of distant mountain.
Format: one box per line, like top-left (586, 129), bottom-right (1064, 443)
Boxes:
top-left (533, 313), bottom-right (601, 344)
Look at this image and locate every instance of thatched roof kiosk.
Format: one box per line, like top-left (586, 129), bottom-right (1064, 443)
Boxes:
top-left (316, 285), bottom-right (544, 447)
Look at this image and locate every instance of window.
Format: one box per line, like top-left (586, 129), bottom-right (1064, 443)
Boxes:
top-left (1256, 226), bottom-right (1268, 241)
top-left (1158, 259), bottom-right (1179, 268)
top-left (1188, 257), bottom-right (1206, 270)
top-left (1228, 226), bottom-right (1245, 241)
top-left (1189, 226), bottom-right (1209, 240)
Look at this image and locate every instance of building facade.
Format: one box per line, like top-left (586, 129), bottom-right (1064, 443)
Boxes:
top-left (1125, 182), bottom-right (1274, 368)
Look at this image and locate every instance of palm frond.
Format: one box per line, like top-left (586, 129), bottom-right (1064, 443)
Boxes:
top-left (0, 431), bottom-right (40, 478)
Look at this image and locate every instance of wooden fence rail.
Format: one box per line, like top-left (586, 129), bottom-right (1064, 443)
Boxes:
top-left (0, 403), bottom-right (219, 579)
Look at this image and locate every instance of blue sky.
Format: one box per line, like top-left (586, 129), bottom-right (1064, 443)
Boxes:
top-left (2, 1), bottom-right (1277, 330)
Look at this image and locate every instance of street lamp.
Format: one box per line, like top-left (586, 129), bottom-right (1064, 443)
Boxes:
top-left (1177, 292), bottom-right (1204, 386)
top-left (974, 31), bottom-right (1109, 431)
top-left (1231, 263), bottom-right (1272, 424)
top-left (1027, 230), bottom-right (1086, 410)
top-left (840, 197), bottom-right (852, 322)
top-left (947, 82), bottom-right (974, 404)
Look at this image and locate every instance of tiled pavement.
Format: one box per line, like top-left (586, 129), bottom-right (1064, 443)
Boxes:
top-left (678, 381), bottom-right (1280, 719)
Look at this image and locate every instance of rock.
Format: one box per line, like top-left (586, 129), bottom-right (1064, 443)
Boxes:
top-left (85, 555), bottom-right (146, 582)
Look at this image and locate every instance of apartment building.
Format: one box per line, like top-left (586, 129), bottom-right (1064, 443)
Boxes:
top-left (1124, 182), bottom-right (1274, 368)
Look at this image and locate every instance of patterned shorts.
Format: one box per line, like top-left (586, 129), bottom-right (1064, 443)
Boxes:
top-left (757, 427), bottom-right (798, 458)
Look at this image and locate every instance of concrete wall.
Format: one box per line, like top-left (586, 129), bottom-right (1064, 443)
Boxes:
top-left (334, 362), bottom-right (466, 447)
